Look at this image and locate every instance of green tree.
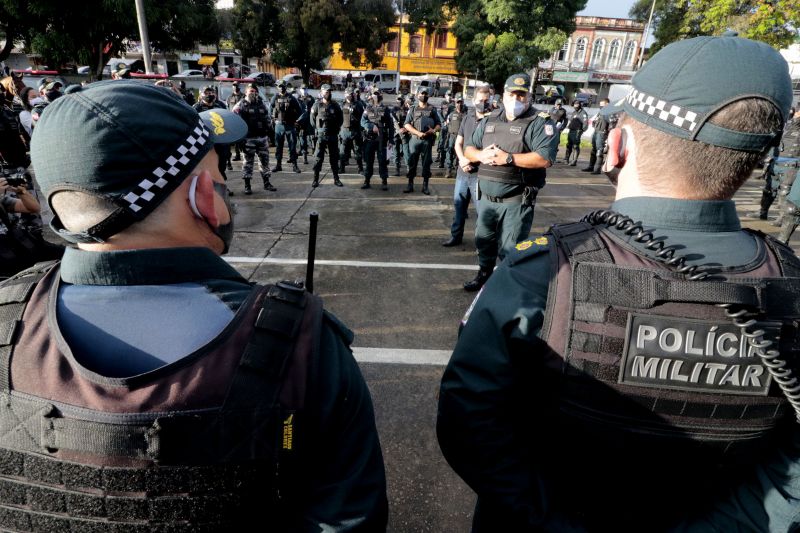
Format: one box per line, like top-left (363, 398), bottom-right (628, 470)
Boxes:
top-left (232, 0), bottom-right (395, 82)
top-left (2, 0), bottom-right (218, 78)
top-left (442, 0), bottom-right (585, 89)
top-left (630, 0), bottom-right (800, 55)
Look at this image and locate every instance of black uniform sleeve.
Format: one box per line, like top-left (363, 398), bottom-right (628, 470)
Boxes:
top-left (291, 97), bottom-right (302, 123)
top-left (468, 117), bottom-right (487, 149)
top-left (302, 311), bottom-right (388, 532)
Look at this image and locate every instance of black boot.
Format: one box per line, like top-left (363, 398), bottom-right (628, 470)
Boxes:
top-left (312, 173), bottom-right (320, 188)
top-left (293, 162), bottom-right (301, 173)
top-left (464, 269), bottom-right (492, 292)
top-left (381, 179), bottom-right (388, 191)
top-left (403, 179), bottom-right (414, 193)
top-left (442, 236), bottom-right (462, 247)
top-left (271, 164), bottom-right (282, 172)
top-left (243, 178), bottom-right (252, 195)
top-left (421, 178), bottom-right (430, 195)
top-left (263, 177), bottom-right (277, 192)
top-left (303, 154), bottom-right (308, 165)
top-left (339, 163), bottom-right (346, 174)
top-left (360, 179), bottom-right (371, 189)
top-left (333, 174), bottom-right (343, 187)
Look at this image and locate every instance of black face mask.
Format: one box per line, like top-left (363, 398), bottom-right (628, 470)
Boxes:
top-left (419, 95), bottom-right (429, 103)
top-left (280, 87), bottom-right (287, 94)
top-left (46, 90), bottom-right (62, 101)
top-left (204, 94), bottom-right (215, 103)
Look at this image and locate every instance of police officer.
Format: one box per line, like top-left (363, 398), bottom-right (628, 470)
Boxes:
top-left (403, 87), bottom-right (441, 194)
top-left (193, 85), bottom-right (225, 113)
top-left (270, 81), bottom-right (302, 174)
top-left (339, 87), bottom-right (365, 175)
top-left (10, 80), bottom-right (388, 531)
top-left (439, 36), bottom-right (799, 532)
top-left (310, 84), bottom-right (344, 188)
top-left (392, 95), bottom-right (411, 176)
top-left (178, 80), bottom-right (195, 106)
top-left (233, 84), bottom-right (275, 194)
top-left (776, 108), bottom-right (800, 242)
top-left (564, 100), bottom-right (588, 165)
top-left (296, 84), bottom-right (316, 165)
top-left (226, 81), bottom-right (245, 164)
top-left (360, 88), bottom-right (394, 191)
top-left (443, 93), bottom-right (467, 178)
top-left (442, 84), bottom-right (492, 248)
top-left (582, 97), bottom-right (615, 174)
top-left (461, 73), bottom-right (557, 291)
top-left (437, 89), bottom-right (455, 167)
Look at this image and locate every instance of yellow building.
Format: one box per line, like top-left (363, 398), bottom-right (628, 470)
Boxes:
top-left (328, 17), bottom-right (459, 75)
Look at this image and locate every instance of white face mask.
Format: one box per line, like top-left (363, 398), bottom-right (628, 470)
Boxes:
top-left (511, 99), bottom-right (528, 118)
top-left (30, 97), bottom-right (44, 106)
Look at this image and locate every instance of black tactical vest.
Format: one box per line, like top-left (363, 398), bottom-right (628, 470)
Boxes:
top-left (365, 104), bottom-right (387, 134)
top-left (447, 108), bottom-right (464, 137)
top-left (341, 101), bottom-right (360, 130)
top-left (476, 108), bottom-right (544, 188)
top-left (411, 105), bottom-right (436, 133)
top-left (314, 101), bottom-right (337, 131)
top-left (0, 262), bottom-right (322, 531)
top-left (393, 107), bottom-right (408, 137)
top-left (273, 94), bottom-right (295, 123)
top-left (784, 118), bottom-right (800, 158)
top-left (226, 92), bottom-right (243, 110)
top-left (567, 109), bottom-right (587, 131)
top-left (238, 98), bottom-right (269, 137)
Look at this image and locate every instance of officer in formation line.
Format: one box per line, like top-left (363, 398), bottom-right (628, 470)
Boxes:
top-left (4, 79), bottom-right (387, 531)
top-left (339, 87), bottom-right (365, 175)
top-left (310, 84), bottom-right (344, 188)
top-left (582, 97), bottom-right (615, 175)
top-left (442, 84), bottom-right (492, 248)
top-left (296, 84), bottom-right (317, 165)
top-left (436, 89), bottom-right (455, 168)
top-left (269, 81), bottom-right (302, 174)
top-left (360, 88), bottom-right (394, 191)
top-left (439, 34), bottom-right (800, 532)
top-left (461, 73), bottom-right (557, 292)
top-left (193, 85), bottom-right (225, 113)
top-left (563, 100), bottom-right (588, 165)
top-left (225, 81), bottom-right (245, 166)
top-left (391, 95), bottom-right (410, 176)
top-left (403, 87), bottom-right (441, 195)
top-left (776, 107), bottom-right (800, 243)
top-left (233, 83), bottom-right (275, 194)
top-left (443, 93), bottom-right (467, 178)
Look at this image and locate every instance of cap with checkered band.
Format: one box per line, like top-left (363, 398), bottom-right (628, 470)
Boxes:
top-left (30, 80), bottom-right (215, 243)
top-left (621, 34), bottom-right (792, 153)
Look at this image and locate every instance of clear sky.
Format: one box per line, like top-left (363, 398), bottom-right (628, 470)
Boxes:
top-left (578, 0), bottom-right (638, 19)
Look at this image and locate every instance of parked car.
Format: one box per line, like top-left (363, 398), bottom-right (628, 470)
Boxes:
top-left (245, 72), bottom-right (276, 87)
top-left (573, 91), bottom-right (595, 106)
top-left (174, 69), bottom-right (205, 79)
top-left (362, 70), bottom-right (398, 94)
top-left (280, 73), bottom-right (304, 88)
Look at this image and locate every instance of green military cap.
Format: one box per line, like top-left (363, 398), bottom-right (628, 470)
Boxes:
top-left (320, 84), bottom-right (331, 91)
top-left (246, 83), bottom-right (258, 90)
top-left (44, 81), bottom-right (62, 91)
top-left (620, 33), bottom-right (792, 152)
top-left (202, 85), bottom-right (216, 93)
top-left (30, 80), bottom-right (216, 244)
top-left (504, 73), bottom-right (530, 93)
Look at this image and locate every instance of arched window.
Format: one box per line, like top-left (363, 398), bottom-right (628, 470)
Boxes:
top-left (590, 38), bottom-right (605, 67)
top-left (556, 40), bottom-right (569, 61)
top-left (607, 39), bottom-right (621, 68)
top-left (573, 37), bottom-right (587, 63)
top-left (623, 40), bottom-right (637, 66)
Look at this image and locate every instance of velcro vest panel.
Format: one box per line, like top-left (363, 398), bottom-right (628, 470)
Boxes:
top-left (447, 110), bottom-right (464, 137)
top-left (411, 105), bottom-right (436, 132)
top-left (476, 109), bottom-right (544, 188)
top-left (365, 105), bottom-right (387, 133)
top-left (239, 99), bottom-right (269, 137)
top-left (567, 110), bottom-right (587, 130)
top-left (315, 102), bottom-right (337, 131)
top-left (0, 265), bottom-right (322, 531)
top-left (341, 102), bottom-right (359, 130)
top-left (541, 222), bottom-right (800, 465)
top-left (273, 95), bottom-right (296, 123)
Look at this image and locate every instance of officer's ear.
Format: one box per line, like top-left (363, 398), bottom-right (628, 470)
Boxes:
top-left (188, 170), bottom-right (221, 228)
top-left (604, 127), bottom-right (628, 170)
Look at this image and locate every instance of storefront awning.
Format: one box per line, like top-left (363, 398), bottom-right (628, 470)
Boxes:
top-left (198, 55), bottom-right (217, 66)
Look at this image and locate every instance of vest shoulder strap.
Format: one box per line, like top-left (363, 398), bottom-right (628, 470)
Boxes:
top-left (0, 261), bottom-right (59, 392)
top-left (549, 222), bottom-right (613, 264)
top-left (754, 229), bottom-right (800, 278)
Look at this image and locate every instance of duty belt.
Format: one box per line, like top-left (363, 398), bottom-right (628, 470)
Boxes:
top-left (484, 193), bottom-right (523, 203)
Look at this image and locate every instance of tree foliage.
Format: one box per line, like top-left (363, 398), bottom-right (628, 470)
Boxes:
top-left (232, 0), bottom-right (395, 82)
top-left (435, 0), bottom-right (585, 89)
top-left (630, 0), bottom-right (800, 55)
top-left (0, 0), bottom-right (218, 78)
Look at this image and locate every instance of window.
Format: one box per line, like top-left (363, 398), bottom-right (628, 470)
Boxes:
top-left (387, 33), bottom-right (399, 54)
top-left (556, 40), bottom-right (569, 61)
top-left (623, 40), bottom-right (637, 66)
top-left (608, 39), bottom-right (621, 68)
top-left (409, 35), bottom-right (422, 54)
top-left (435, 30), bottom-right (448, 49)
top-left (590, 38), bottom-right (605, 67)
top-left (574, 37), bottom-right (587, 62)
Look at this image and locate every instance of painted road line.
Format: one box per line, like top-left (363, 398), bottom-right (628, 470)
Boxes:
top-left (352, 347), bottom-right (452, 365)
top-left (225, 257), bottom-right (476, 270)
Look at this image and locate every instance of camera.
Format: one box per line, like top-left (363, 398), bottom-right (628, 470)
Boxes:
top-left (4, 177), bottom-right (26, 188)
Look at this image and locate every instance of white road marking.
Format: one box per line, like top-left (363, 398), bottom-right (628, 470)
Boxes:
top-left (352, 347), bottom-right (452, 365)
top-left (225, 257), bottom-right (476, 270)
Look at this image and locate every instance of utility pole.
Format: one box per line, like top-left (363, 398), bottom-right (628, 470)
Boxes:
top-left (637, 0), bottom-right (656, 70)
top-left (395, 0), bottom-right (403, 94)
top-left (134, 0), bottom-right (154, 74)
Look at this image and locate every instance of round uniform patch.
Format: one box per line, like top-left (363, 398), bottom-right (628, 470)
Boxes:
top-left (514, 77), bottom-right (525, 86)
top-left (534, 236), bottom-right (548, 245)
top-left (544, 124), bottom-right (554, 136)
top-left (516, 240), bottom-right (533, 251)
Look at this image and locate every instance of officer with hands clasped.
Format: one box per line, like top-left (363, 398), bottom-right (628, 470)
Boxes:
top-left (360, 88), bottom-right (394, 191)
top-left (270, 81), bottom-right (303, 174)
top-left (0, 79), bottom-right (388, 531)
top-left (461, 73), bottom-right (557, 292)
top-left (438, 35), bottom-right (800, 532)
top-left (310, 84), bottom-right (344, 188)
top-left (403, 87), bottom-right (441, 195)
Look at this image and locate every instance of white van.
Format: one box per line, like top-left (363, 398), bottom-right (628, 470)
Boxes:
top-left (362, 70), bottom-right (398, 93)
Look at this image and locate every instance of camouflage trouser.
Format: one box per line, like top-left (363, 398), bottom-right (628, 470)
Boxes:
top-left (243, 136), bottom-right (270, 179)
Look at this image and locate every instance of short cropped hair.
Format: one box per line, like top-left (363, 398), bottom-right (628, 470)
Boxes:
top-left (625, 98), bottom-right (783, 199)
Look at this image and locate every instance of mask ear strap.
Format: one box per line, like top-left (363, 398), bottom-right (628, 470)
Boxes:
top-left (188, 175), bottom-right (203, 219)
